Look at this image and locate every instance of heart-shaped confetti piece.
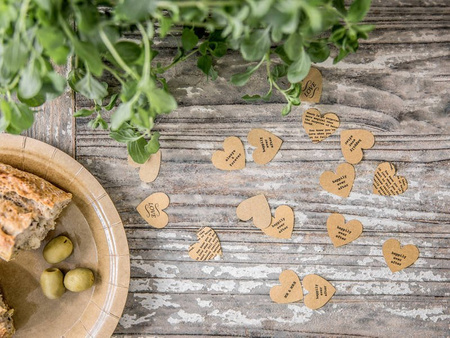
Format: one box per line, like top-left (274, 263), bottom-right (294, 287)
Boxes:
top-left (128, 150), bottom-right (162, 183)
top-left (270, 270), bottom-right (303, 304)
top-left (188, 227), bottom-right (222, 261)
top-left (382, 239), bottom-right (419, 272)
top-left (137, 192), bottom-right (170, 228)
top-left (327, 213), bottom-right (363, 247)
top-left (236, 194), bottom-right (271, 229)
top-left (340, 129), bottom-right (375, 164)
top-left (247, 128), bottom-right (283, 165)
top-left (262, 205), bottom-right (294, 239)
top-left (373, 162), bottom-right (408, 196)
top-left (302, 108), bottom-right (340, 143)
top-left (212, 136), bottom-right (245, 171)
top-left (320, 163), bottom-right (355, 198)
top-left (303, 274), bottom-right (336, 310)
top-left (300, 67), bottom-right (322, 103)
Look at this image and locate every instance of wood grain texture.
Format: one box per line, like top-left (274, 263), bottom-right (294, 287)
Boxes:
top-left (71, 1), bottom-right (450, 337)
top-left (24, 65), bottom-right (76, 157)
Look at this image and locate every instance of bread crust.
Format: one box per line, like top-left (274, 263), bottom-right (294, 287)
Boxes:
top-left (0, 163), bottom-right (71, 209)
top-left (0, 162), bottom-right (72, 261)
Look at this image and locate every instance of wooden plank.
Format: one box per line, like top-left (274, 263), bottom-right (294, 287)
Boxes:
top-left (72, 2), bottom-right (450, 337)
top-left (24, 65), bottom-right (76, 157)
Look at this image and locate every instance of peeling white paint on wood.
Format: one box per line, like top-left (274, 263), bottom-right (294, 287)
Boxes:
top-left (65, 1), bottom-right (450, 336)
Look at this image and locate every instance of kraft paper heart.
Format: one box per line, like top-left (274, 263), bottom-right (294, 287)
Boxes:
top-left (247, 128), bottom-right (283, 165)
top-left (188, 227), bottom-right (222, 261)
top-left (302, 108), bottom-right (340, 143)
top-left (128, 150), bottom-right (162, 183)
top-left (270, 270), bottom-right (303, 304)
top-left (373, 162), bottom-right (408, 196)
top-left (136, 192), bottom-right (170, 228)
top-left (383, 239), bottom-right (419, 272)
top-left (327, 213), bottom-right (363, 247)
top-left (340, 129), bottom-right (375, 164)
top-left (320, 163), bottom-right (355, 198)
top-left (262, 205), bottom-right (294, 239)
top-left (212, 136), bottom-right (245, 171)
top-left (303, 274), bottom-right (336, 310)
top-left (300, 67), bottom-right (322, 103)
top-left (236, 194), bottom-right (271, 229)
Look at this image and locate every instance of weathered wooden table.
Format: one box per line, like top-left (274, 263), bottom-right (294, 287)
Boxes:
top-left (26, 1), bottom-right (449, 337)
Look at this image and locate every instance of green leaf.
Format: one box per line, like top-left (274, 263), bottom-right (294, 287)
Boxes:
top-left (274, 46), bottom-right (292, 65)
top-left (74, 108), bottom-right (95, 117)
top-left (43, 72), bottom-right (66, 100)
top-left (115, 0), bottom-right (156, 22)
top-left (284, 33), bottom-right (303, 61)
top-left (197, 55), bottom-right (212, 76)
top-left (287, 48), bottom-right (311, 83)
top-left (148, 89), bottom-right (177, 115)
top-left (333, 0), bottom-right (347, 15)
top-left (333, 47), bottom-right (349, 64)
top-left (2, 101), bottom-right (35, 132)
top-left (36, 27), bottom-right (70, 65)
top-left (144, 132), bottom-right (160, 154)
top-left (73, 40), bottom-right (103, 76)
top-left (17, 92), bottom-right (46, 107)
top-left (281, 102), bottom-right (292, 116)
top-left (159, 17), bottom-right (173, 38)
top-left (199, 41), bottom-right (209, 55)
top-left (34, 0), bottom-right (52, 11)
top-left (111, 101), bottom-right (134, 130)
top-left (242, 94), bottom-right (262, 102)
top-left (210, 42), bottom-right (227, 58)
top-left (230, 66), bottom-right (257, 86)
top-left (108, 41), bottom-right (142, 64)
top-left (347, 0), bottom-right (372, 23)
top-left (3, 41), bottom-right (28, 73)
top-left (73, 1), bottom-right (99, 33)
top-left (74, 73), bottom-right (108, 101)
top-left (307, 41), bottom-right (330, 63)
top-left (271, 64), bottom-right (288, 80)
top-left (110, 128), bottom-right (141, 143)
top-left (105, 93), bottom-right (119, 111)
top-left (240, 29), bottom-right (271, 61)
top-left (127, 137), bottom-right (150, 164)
top-left (19, 62), bottom-right (42, 99)
top-left (181, 28), bottom-right (199, 51)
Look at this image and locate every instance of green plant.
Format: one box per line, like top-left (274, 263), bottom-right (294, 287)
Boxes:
top-left (0, 0), bottom-right (373, 163)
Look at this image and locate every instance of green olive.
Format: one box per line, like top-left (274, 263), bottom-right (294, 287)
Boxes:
top-left (64, 268), bottom-right (95, 292)
top-left (40, 268), bottom-right (65, 299)
top-left (43, 235), bottom-right (73, 264)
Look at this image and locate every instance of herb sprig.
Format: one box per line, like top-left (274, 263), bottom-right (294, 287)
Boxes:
top-left (0, 0), bottom-right (373, 163)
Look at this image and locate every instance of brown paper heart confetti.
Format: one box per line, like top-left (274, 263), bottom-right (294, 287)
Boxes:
top-left (302, 108), bottom-right (340, 143)
top-left (327, 213), bottom-right (363, 247)
top-left (262, 205), bottom-right (294, 239)
top-left (212, 136), bottom-right (245, 171)
top-left (340, 129), bottom-right (375, 164)
top-left (128, 150), bottom-right (162, 183)
top-left (373, 162), bottom-right (408, 196)
top-left (300, 67), bottom-right (323, 103)
top-left (270, 270), bottom-right (303, 304)
top-left (320, 163), bottom-right (355, 198)
top-left (236, 194), bottom-right (271, 229)
top-left (247, 128), bottom-right (283, 165)
top-left (303, 274), bottom-right (336, 310)
top-left (383, 239), bottom-right (419, 272)
top-left (137, 192), bottom-right (170, 229)
top-left (188, 227), bottom-right (222, 261)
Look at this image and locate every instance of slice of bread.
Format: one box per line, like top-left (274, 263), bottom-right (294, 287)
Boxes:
top-left (0, 289), bottom-right (14, 338)
top-left (0, 162), bottom-right (72, 261)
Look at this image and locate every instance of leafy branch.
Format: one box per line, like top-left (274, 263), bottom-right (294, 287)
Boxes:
top-left (0, 0), bottom-right (374, 163)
